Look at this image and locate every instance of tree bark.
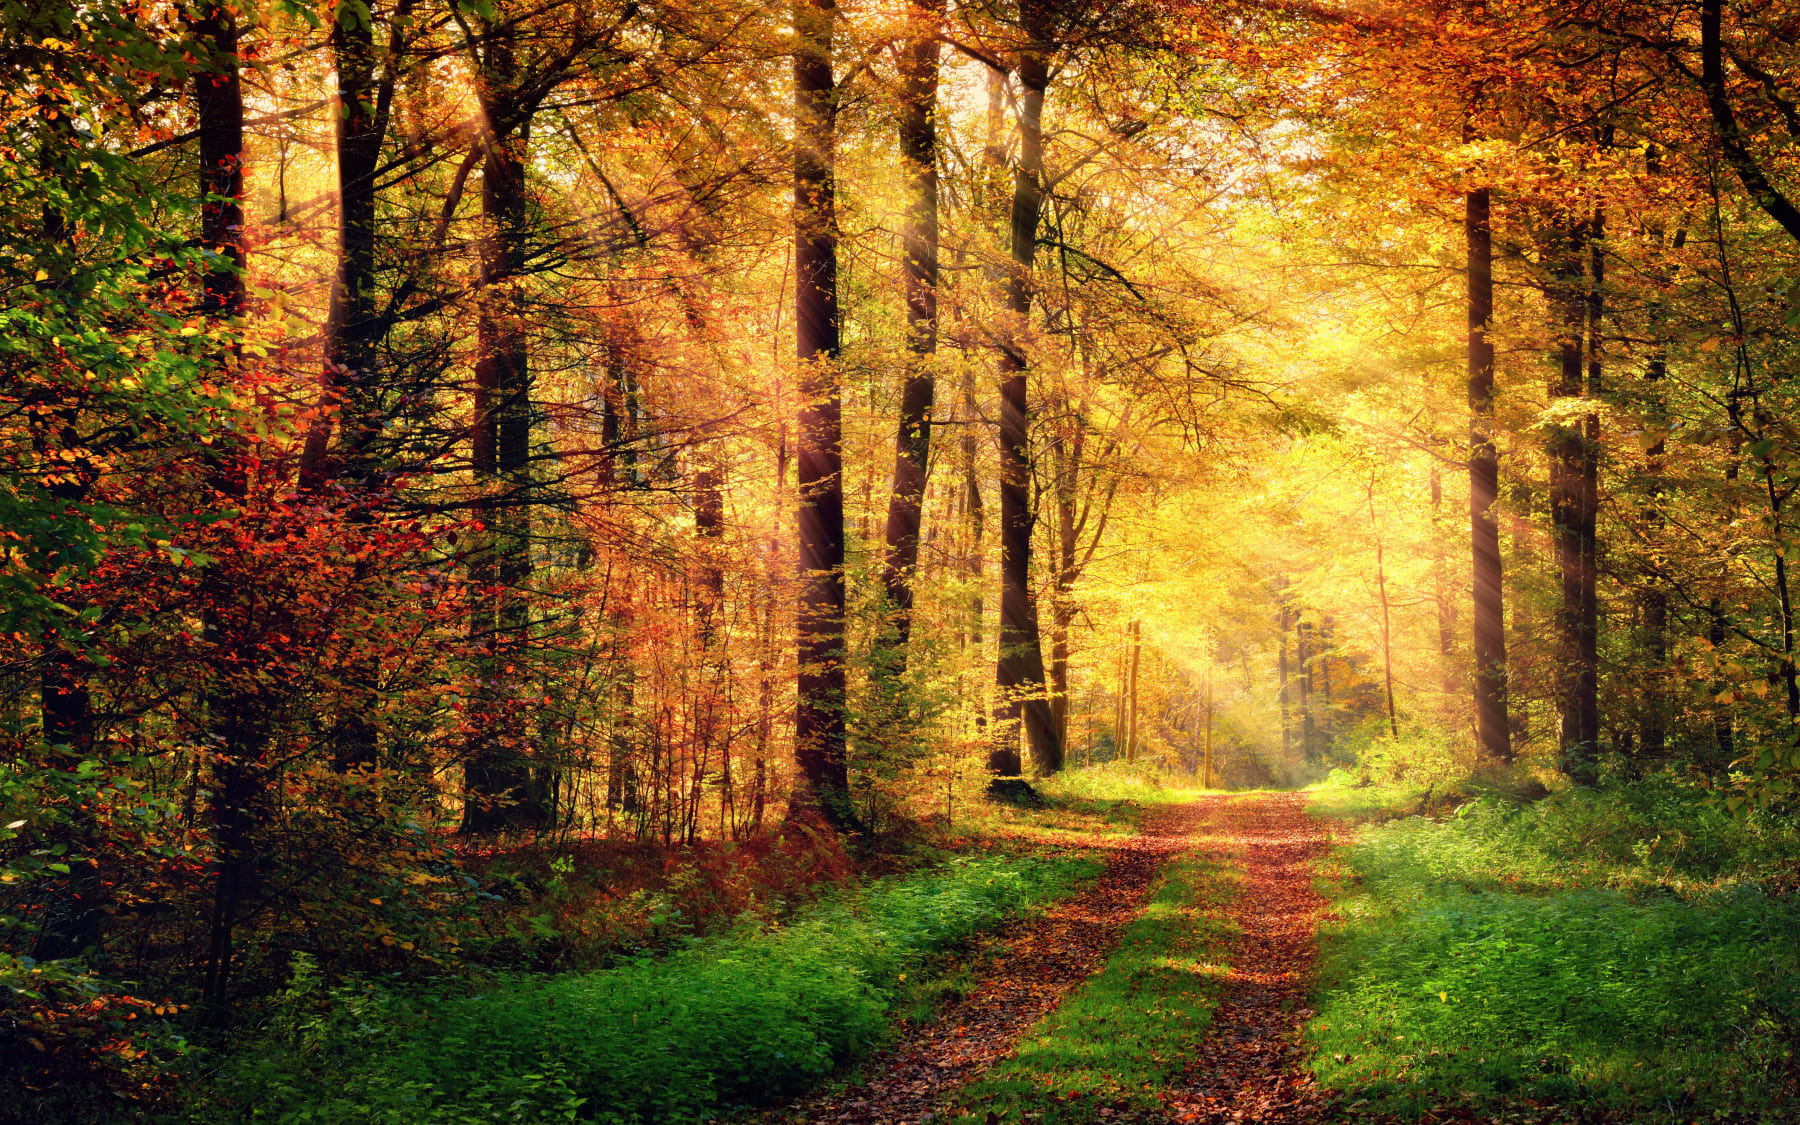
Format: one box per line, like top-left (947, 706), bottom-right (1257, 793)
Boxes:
top-left (1547, 214), bottom-right (1599, 784)
top-left (992, 7), bottom-right (1061, 776)
top-left (880, 0), bottom-right (941, 655)
top-left (299, 4), bottom-right (386, 490)
top-left (791, 0), bottom-right (853, 830)
top-left (1637, 224), bottom-right (1684, 761)
top-left (1466, 188), bottom-right (1512, 764)
top-left (1126, 619), bottom-right (1142, 763)
top-left (463, 20), bottom-right (546, 833)
top-left (192, 1), bottom-right (253, 1006)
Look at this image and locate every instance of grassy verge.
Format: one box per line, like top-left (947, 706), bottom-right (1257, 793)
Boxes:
top-left (187, 852), bottom-right (1101, 1125)
top-left (1306, 776), bottom-right (1800, 1121)
top-left (947, 846), bottom-right (1238, 1125)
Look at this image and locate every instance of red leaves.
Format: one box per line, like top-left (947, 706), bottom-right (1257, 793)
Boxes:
top-left (1164, 794), bottom-right (1332, 1125)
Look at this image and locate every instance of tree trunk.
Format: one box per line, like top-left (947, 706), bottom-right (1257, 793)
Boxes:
top-left (1547, 215), bottom-right (1598, 784)
top-left (1276, 581), bottom-right (1291, 758)
top-left (1126, 619), bottom-right (1142, 763)
top-left (463, 22), bottom-right (545, 832)
top-left (300, 6), bottom-right (384, 490)
top-left (791, 0), bottom-right (853, 830)
top-left (1372, 485), bottom-right (1399, 739)
top-left (1466, 188), bottom-right (1512, 764)
top-left (1297, 615), bottom-right (1314, 759)
top-left (1638, 224), bottom-right (1684, 761)
top-left (992, 9), bottom-right (1061, 776)
top-left (880, 0), bottom-right (941, 655)
top-left (192, 1), bottom-right (253, 1006)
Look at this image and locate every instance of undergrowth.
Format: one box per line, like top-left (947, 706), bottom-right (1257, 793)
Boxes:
top-left (183, 851), bottom-right (1099, 1125)
top-left (948, 847), bottom-right (1237, 1124)
top-left (1307, 774), bottom-right (1800, 1121)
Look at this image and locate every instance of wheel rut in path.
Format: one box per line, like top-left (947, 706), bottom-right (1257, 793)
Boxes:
top-left (1164, 791), bottom-right (1331, 1125)
top-left (766, 798), bottom-right (1217, 1125)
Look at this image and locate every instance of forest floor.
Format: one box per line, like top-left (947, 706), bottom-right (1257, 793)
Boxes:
top-left (765, 791), bottom-right (1334, 1125)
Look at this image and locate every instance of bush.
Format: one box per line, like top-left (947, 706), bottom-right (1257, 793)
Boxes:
top-left (190, 852), bottom-right (1098, 1124)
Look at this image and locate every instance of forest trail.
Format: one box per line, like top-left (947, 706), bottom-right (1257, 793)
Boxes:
top-left (765, 798), bottom-right (1218, 1125)
top-left (768, 792), bottom-right (1334, 1125)
top-left (1164, 792), bottom-right (1331, 1124)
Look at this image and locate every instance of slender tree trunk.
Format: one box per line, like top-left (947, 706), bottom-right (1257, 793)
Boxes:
top-left (1049, 423), bottom-right (1082, 751)
top-left (992, 8), bottom-right (1061, 776)
top-left (1638, 225), bottom-right (1683, 761)
top-left (1203, 675), bottom-right (1215, 787)
top-left (1467, 188), bottom-right (1512, 764)
top-left (792, 0), bottom-right (852, 829)
top-left (1430, 466), bottom-right (1456, 692)
top-left (1547, 215), bottom-right (1598, 784)
top-left (192, 1), bottom-right (253, 1006)
top-left (1276, 581), bottom-right (1291, 758)
top-left (880, 0), bottom-right (941, 654)
top-left (1297, 616), bottom-right (1314, 759)
top-left (463, 23), bottom-right (544, 832)
top-left (300, 6), bottom-right (384, 490)
top-left (1126, 619), bottom-right (1142, 764)
top-left (1373, 493), bottom-right (1399, 741)
top-left (962, 365), bottom-right (986, 737)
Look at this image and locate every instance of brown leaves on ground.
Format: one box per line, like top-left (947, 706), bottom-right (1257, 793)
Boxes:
top-left (768, 800), bottom-right (1214, 1125)
top-left (1163, 793), bottom-right (1331, 1125)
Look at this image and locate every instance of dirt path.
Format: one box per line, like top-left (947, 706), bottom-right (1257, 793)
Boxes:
top-left (765, 798), bottom-right (1217, 1125)
top-left (1164, 792), bottom-right (1332, 1125)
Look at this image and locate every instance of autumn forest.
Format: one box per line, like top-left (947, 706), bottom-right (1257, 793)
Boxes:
top-left (6, 0), bottom-right (1800, 1121)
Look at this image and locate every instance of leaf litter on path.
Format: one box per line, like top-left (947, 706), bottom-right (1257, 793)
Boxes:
top-left (764, 799), bottom-right (1218, 1125)
top-left (1162, 793), bottom-right (1331, 1125)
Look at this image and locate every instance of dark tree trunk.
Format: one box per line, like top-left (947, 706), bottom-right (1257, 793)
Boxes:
top-left (791, 0), bottom-right (853, 830)
top-left (1298, 616), bottom-right (1315, 759)
top-left (1276, 581), bottom-right (1291, 758)
top-left (1547, 215), bottom-right (1599, 784)
top-left (1126, 619), bottom-right (1142, 763)
top-left (880, 0), bottom-right (941, 654)
top-left (993, 5), bottom-right (1061, 776)
top-left (300, 7), bottom-right (385, 490)
top-left (1466, 188), bottom-right (1512, 764)
top-left (1638, 224), bottom-right (1683, 761)
top-left (463, 23), bottom-right (546, 833)
top-left (191, 1), bottom-right (254, 1006)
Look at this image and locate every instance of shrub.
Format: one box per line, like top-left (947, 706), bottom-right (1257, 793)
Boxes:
top-left (191, 852), bottom-right (1098, 1124)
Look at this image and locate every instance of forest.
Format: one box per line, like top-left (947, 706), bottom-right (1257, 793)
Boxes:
top-left (5, 0), bottom-right (1800, 1121)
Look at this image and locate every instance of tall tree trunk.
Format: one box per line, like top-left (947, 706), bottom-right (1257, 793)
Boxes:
top-left (1276, 580), bottom-right (1291, 758)
top-left (1372, 484), bottom-right (1399, 739)
top-left (463, 24), bottom-right (545, 832)
top-left (1639, 225), bottom-right (1683, 760)
top-left (962, 365), bottom-right (987, 737)
top-left (880, 0), bottom-right (941, 655)
top-left (992, 9), bottom-right (1061, 776)
top-left (1429, 466), bottom-right (1456, 692)
top-left (192, 1), bottom-right (254, 1006)
top-left (791, 0), bottom-right (853, 829)
top-left (1049, 421), bottom-right (1084, 752)
top-left (1297, 616), bottom-right (1315, 759)
top-left (1126, 619), bottom-right (1142, 763)
top-left (300, 4), bottom-right (385, 490)
top-left (1547, 215), bottom-right (1598, 784)
top-left (1467, 188), bottom-right (1512, 764)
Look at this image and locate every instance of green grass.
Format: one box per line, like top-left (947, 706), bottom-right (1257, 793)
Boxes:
top-left (948, 847), bottom-right (1238, 1124)
top-left (188, 852), bottom-right (1101, 1125)
top-left (1306, 777), bottom-right (1800, 1121)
